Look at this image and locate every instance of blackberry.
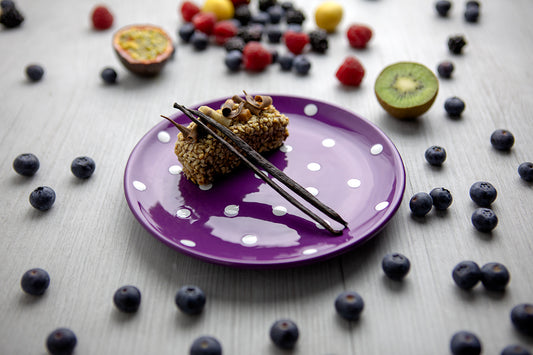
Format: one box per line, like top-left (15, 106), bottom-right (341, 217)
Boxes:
top-left (450, 330), bottom-right (482, 355)
top-left (382, 252), bottom-right (411, 280)
top-left (452, 261), bottom-right (482, 290)
top-left (258, 0), bottom-right (276, 12)
top-left (224, 36), bottom-right (245, 52)
top-left (334, 291), bottom-right (364, 321)
top-left (270, 319), bottom-right (299, 350)
top-left (448, 35), bottom-right (467, 54)
top-left (234, 4), bottom-right (252, 26)
top-left (490, 129), bottom-right (515, 150)
top-left (435, 0), bottom-right (452, 16)
top-left (285, 8), bottom-right (305, 25)
top-left (0, 5), bottom-right (24, 28)
top-left (308, 29), bottom-right (328, 53)
top-left (13, 153), bottom-right (40, 176)
top-left (510, 303), bottom-right (533, 336)
top-left (430, 187), bottom-right (453, 210)
top-left (518, 162), bottom-right (533, 182)
top-left (481, 262), bottom-right (510, 291)
top-left (238, 24), bottom-right (263, 42)
top-left (425, 145), bottom-right (447, 166)
top-left (46, 328), bottom-right (77, 355)
top-left (20, 268), bottom-right (50, 295)
top-left (471, 208), bottom-right (498, 232)
top-left (437, 61), bottom-right (454, 78)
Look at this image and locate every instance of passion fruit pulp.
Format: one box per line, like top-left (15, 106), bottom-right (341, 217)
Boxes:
top-left (112, 24), bottom-right (174, 76)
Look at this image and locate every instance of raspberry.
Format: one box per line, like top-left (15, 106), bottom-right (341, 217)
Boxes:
top-left (192, 11), bottom-right (217, 34)
top-left (242, 41), bottom-right (272, 71)
top-left (335, 56), bottom-right (365, 86)
top-left (91, 5), bottom-right (113, 30)
top-left (346, 24), bottom-right (372, 49)
top-left (283, 30), bottom-right (309, 55)
top-left (213, 20), bottom-right (239, 45)
top-left (180, 1), bottom-right (201, 22)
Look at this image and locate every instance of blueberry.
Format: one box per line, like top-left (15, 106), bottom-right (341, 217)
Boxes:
top-left (0, 0), bottom-right (16, 10)
top-left (25, 64), bottom-right (44, 82)
top-left (250, 11), bottom-right (270, 25)
top-left (278, 53), bottom-right (295, 71)
top-left (175, 285), bottom-right (206, 315)
top-left (224, 50), bottom-right (243, 71)
top-left (452, 261), bottom-right (481, 290)
top-left (450, 330), bottom-right (482, 355)
top-left (334, 291), bottom-right (364, 321)
top-left (269, 319), bottom-right (299, 350)
top-left (267, 5), bottom-right (284, 24)
top-left (435, 0), bottom-right (452, 16)
top-left (20, 268), bottom-right (50, 295)
top-left (46, 328), bottom-right (77, 355)
top-left (234, 5), bottom-right (252, 26)
top-left (430, 187), bottom-right (453, 210)
top-left (71, 156), bottom-right (96, 179)
top-left (191, 31), bottom-right (209, 51)
top-left (448, 35), bottom-right (467, 54)
top-left (285, 8), bottom-right (305, 25)
top-left (469, 181), bottom-right (497, 207)
top-left (29, 186), bottom-right (56, 211)
top-left (190, 336), bottom-right (222, 355)
top-left (466, 1), bottom-right (480, 9)
top-left (490, 129), bottom-right (515, 150)
top-left (258, 0), bottom-right (276, 12)
top-left (13, 153), bottom-right (40, 176)
top-left (293, 55), bottom-right (311, 75)
top-left (464, 6), bottom-right (479, 22)
top-left (425, 145), bottom-right (447, 166)
top-left (113, 285), bottom-right (141, 313)
top-left (100, 67), bottom-right (117, 84)
top-left (501, 345), bottom-right (532, 355)
top-left (409, 192), bottom-right (433, 217)
top-left (280, 1), bottom-right (294, 11)
top-left (178, 22), bottom-right (196, 42)
top-left (270, 48), bottom-right (278, 63)
top-left (437, 61), bottom-right (454, 78)
top-left (510, 304), bottom-right (533, 336)
top-left (480, 262), bottom-right (509, 291)
top-left (382, 252), bottom-right (410, 280)
top-left (444, 96), bottom-right (466, 117)
top-left (471, 208), bottom-right (498, 232)
top-left (518, 162), bottom-right (533, 182)
top-left (286, 23), bottom-right (302, 32)
top-left (265, 25), bottom-right (282, 43)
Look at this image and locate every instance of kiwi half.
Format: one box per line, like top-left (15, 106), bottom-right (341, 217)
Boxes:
top-left (374, 62), bottom-right (439, 119)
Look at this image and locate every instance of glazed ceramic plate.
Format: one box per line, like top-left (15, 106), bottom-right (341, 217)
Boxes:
top-left (124, 95), bottom-right (405, 268)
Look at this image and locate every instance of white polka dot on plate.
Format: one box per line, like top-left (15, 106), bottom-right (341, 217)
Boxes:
top-left (347, 179), bottom-right (361, 188)
top-left (133, 180), bottom-right (146, 191)
top-left (375, 201), bottom-right (389, 211)
top-left (241, 234), bottom-right (258, 246)
top-left (169, 165), bottom-right (182, 175)
top-left (307, 162), bottom-right (321, 171)
top-left (306, 187), bottom-right (319, 196)
top-left (302, 248), bottom-right (317, 255)
top-left (180, 239), bottom-right (196, 247)
top-left (322, 138), bottom-right (336, 148)
top-left (176, 208), bottom-right (191, 218)
top-left (272, 205), bottom-right (287, 216)
top-left (371, 144), bottom-right (383, 155)
top-left (224, 205), bottom-right (239, 217)
top-left (304, 103), bottom-right (318, 116)
top-left (157, 131), bottom-right (171, 143)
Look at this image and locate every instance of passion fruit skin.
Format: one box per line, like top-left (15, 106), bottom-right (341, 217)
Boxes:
top-left (112, 24), bottom-right (174, 76)
top-left (374, 62), bottom-right (439, 119)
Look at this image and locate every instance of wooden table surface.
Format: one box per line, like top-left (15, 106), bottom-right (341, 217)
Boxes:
top-left (1, 0), bottom-right (532, 354)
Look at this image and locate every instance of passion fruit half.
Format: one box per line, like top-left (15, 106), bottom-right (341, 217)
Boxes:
top-left (374, 62), bottom-right (439, 119)
top-left (112, 24), bottom-right (174, 76)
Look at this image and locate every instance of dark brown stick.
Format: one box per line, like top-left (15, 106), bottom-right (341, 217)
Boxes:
top-left (172, 102), bottom-right (347, 235)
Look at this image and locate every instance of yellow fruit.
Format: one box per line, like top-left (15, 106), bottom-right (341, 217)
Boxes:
top-left (202, 0), bottom-right (234, 21)
top-left (315, 1), bottom-right (343, 32)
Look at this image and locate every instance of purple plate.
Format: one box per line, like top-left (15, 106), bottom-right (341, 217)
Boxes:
top-left (124, 95), bottom-right (405, 268)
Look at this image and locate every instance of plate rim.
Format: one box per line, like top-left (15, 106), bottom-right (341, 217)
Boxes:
top-left (123, 94), bottom-right (406, 268)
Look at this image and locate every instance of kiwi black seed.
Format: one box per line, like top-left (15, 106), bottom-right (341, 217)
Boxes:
top-left (374, 62), bottom-right (439, 119)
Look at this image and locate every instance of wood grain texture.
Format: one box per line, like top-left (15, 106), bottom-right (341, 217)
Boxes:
top-left (1, 0), bottom-right (532, 354)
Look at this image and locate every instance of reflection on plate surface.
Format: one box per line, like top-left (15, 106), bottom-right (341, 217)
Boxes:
top-left (124, 95), bottom-right (405, 268)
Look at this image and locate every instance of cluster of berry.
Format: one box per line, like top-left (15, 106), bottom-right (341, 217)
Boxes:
top-left (13, 153), bottom-right (96, 211)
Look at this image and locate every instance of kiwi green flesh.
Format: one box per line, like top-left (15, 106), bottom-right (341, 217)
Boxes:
top-left (375, 62), bottom-right (439, 119)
